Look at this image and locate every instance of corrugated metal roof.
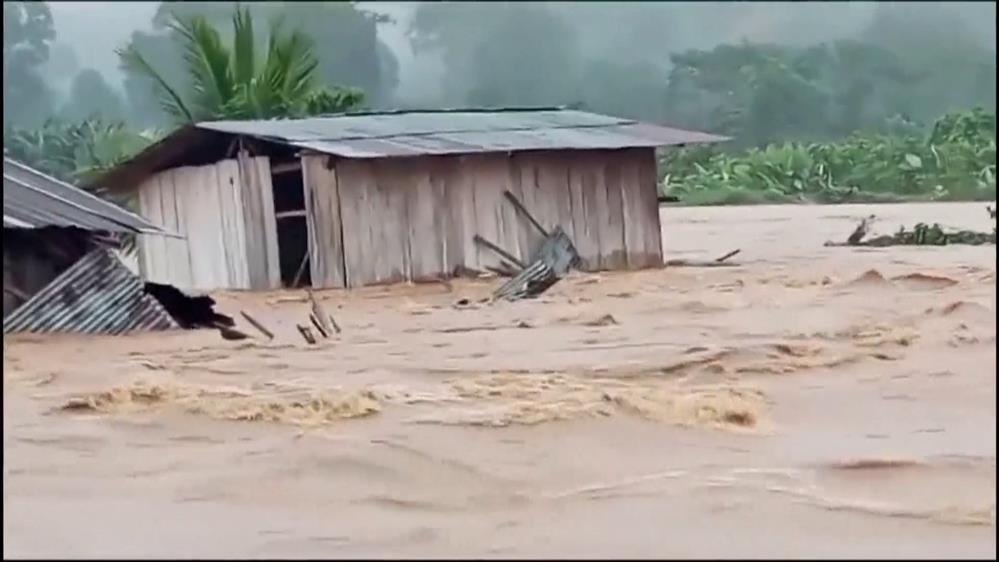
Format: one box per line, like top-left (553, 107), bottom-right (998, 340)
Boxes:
top-left (196, 107), bottom-right (729, 158)
top-left (93, 108), bottom-right (729, 192)
top-left (3, 248), bottom-right (179, 335)
top-left (3, 157), bottom-right (169, 234)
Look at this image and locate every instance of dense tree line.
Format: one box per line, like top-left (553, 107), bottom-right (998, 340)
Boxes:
top-left (3, 1), bottom-right (995, 205)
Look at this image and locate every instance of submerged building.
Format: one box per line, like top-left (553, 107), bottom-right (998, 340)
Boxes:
top-left (3, 157), bottom-right (179, 334)
top-left (95, 107), bottom-right (726, 291)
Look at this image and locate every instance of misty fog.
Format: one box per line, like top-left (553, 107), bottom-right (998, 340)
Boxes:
top-left (6, 1), bottom-right (996, 148)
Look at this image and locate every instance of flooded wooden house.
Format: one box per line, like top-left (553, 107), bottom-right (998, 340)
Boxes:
top-left (3, 157), bottom-right (181, 334)
top-left (94, 108), bottom-right (725, 292)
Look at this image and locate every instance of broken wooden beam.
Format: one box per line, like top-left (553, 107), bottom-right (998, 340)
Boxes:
top-left (307, 289), bottom-right (336, 337)
top-left (473, 234), bottom-right (526, 269)
top-left (493, 226), bottom-right (580, 301)
top-left (486, 264), bottom-right (519, 278)
top-left (291, 253), bottom-right (310, 289)
top-left (715, 249), bottom-right (741, 263)
top-left (309, 313), bottom-right (330, 339)
top-left (503, 190), bottom-right (549, 238)
top-left (664, 258), bottom-right (740, 268)
top-left (296, 324), bottom-right (317, 345)
top-left (240, 311), bottom-right (274, 340)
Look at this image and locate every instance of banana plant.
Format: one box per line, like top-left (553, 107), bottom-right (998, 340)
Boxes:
top-left (659, 108), bottom-right (997, 205)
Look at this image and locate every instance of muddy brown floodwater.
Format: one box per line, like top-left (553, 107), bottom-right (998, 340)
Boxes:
top-left (3, 202), bottom-right (996, 559)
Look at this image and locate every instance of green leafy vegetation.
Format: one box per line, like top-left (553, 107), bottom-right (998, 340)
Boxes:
top-left (3, 118), bottom-right (161, 255)
top-left (119, 1), bottom-right (391, 128)
top-left (855, 223), bottom-right (995, 247)
top-left (118, 7), bottom-right (363, 123)
top-left (660, 109), bottom-right (996, 205)
top-left (3, 118), bottom-right (159, 197)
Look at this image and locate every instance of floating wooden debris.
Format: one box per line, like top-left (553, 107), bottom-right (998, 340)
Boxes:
top-left (296, 324), bottom-right (317, 345)
top-left (848, 215), bottom-right (878, 245)
top-left (474, 234), bottom-right (527, 269)
top-left (826, 218), bottom-right (996, 247)
top-left (503, 190), bottom-right (549, 238)
top-left (218, 324), bottom-right (251, 341)
top-left (582, 314), bottom-right (619, 327)
top-left (665, 248), bottom-right (743, 268)
top-left (306, 289), bottom-right (339, 337)
top-left (493, 226), bottom-right (581, 301)
top-left (240, 311), bottom-right (274, 340)
top-left (309, 313), bottom-right (329, 338)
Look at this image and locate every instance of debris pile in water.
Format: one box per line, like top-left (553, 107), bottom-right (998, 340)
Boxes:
top-left (826, 207), bottom-right (996, 247)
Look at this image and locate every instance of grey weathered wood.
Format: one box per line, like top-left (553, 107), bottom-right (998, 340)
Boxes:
top-left (473, 234), bottom-right (526, 269)
top-left (715, 249), bottom-right (741, 263)
top-left (271, 161), bottom-right (303, 175)
top-left (291, 252), bottom-right (310, 288)
top-left (307, 289), bottom-right (335, 338)
top-left (238, 152), bottom-right (281, 289)
top-left (636, 148), bottom-right (664, 267)
top-left (302, 154), bottom-right (346, 289)
top-left (240, 311), bottom-right (274, 340)
top-left (503, 189), bottom-right (549, 238)
top-left (493, 226), bottom-right (580, 301)
top-left (309, 312), bottom-right (329, 339)
top-left (296, 324), bottom-right (317, 345)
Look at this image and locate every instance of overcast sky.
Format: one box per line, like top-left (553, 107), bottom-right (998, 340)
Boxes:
top-left (43, 1), bottom-right (996, 106)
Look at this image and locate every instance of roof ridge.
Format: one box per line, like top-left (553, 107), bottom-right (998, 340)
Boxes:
top-left (198, 119), bottom-right (640, 144)
top-left (198, 106), bottom-right (574, 124)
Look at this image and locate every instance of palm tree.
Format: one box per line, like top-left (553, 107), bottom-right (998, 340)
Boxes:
top-left (118, 6), bottom-right (364, 123)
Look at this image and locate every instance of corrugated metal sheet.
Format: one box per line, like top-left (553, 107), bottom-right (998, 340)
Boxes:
top-left (196, 108), bottom-right (729, 158)
top-left (3, 248), bottom-right (179, 335)
top-left (93, 108), bottom-right (729, 191)
top-left (3, 157), bottom-right (169, 234)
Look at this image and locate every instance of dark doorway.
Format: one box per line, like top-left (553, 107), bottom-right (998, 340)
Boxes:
top-left (271, 160), bottom-right (310, 288)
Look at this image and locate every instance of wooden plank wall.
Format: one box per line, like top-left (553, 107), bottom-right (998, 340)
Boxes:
top-left (237, 152), bottom-right (281, 290)
top-left (136, 147), bottom-right (662, 292)
top-left (135, 158), bottom-right (268, 291)
top-left (327, 147), bottom-right (661, 288)
top-left (302, 155), bottom-right (346, 288)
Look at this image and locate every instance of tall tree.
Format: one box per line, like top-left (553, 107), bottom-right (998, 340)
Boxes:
top-left (859, 2), bottom-right (996, 120)
top-left (3, 1), bottom-right (56, 126)
top-left (120, 1), bottom-right (394, 126)
top-left (410, 2), bottom-right (582, 107)
top-left (664, 40), bottom-right (923, 146)
top-left (119, 6), bottom-right (364, 123)
top-left (62, 68), bottom-right (126, 122)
